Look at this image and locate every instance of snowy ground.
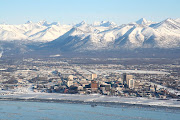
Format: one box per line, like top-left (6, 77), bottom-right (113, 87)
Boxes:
top-left (0, 92), bottom-right (179, 108)
top-left (89, 69), bottom-right (169, 75)
top-left (149, 82), bottom-right (180, 96)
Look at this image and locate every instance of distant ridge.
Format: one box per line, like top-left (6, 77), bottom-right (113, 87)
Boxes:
top-left (0, 18), bottom-right (180, 58)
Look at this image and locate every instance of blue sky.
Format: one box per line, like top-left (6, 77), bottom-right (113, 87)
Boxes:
top-left (0, 0), bottom-right (180, 25)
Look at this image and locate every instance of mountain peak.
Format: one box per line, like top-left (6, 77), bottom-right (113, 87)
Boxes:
top-left (38, 20), bottom-right (49, 26)
top-left (51, 22), bottom-right (61, 26)
top-left (158, 18), bottom-right (178, 26)
top-left (92, 21), bottom-right (116, 27)
top-left (163, 18), bottom-right (174, 23)
top-left (75, 21), bottom-right (87, 27)
top-left (80, 21), bottom-right (86, 24)
top-left (136, 18), bottom-right (148, 25)
top-left (26, 21), bottom-right (33, 24)
top-left (37, 21), bottom-right (61, 26)
top-left (100, 21), bottom-right (116, 27)
top-left (149, 18), bottom-right (180, 30)
top-left (1, 18), bottom-right (180, 50)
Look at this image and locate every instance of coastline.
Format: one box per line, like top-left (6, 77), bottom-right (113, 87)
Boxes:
top-left (0, 93), bottom-right (180, 109)
top-left (0, 97), bottom-right (180, 110)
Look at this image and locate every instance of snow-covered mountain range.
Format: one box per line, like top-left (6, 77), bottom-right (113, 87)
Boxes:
top-left (0, 18), bottom-right (180, 51)
top-left (0, 21), bottom-right (72, 42)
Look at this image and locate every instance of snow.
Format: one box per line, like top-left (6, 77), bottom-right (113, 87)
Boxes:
top-left (149, 82), bottom-right (180, 96)
top-left (75, 21), bottom-right (87, 27)
top-left (115, 70), bottom-right (169, 74)
top-left (98, 21), bottom-right (117, 27)
top-left (103, 32), bottom-right (115, 42)
top-left (136, 18), bottom-right (148, 25)
top-left (89, 69), bottom-right (169, 76)
top-left (0, 21), bottom-right (72, 42)
top-left (175, 18), bottom-right (180, 23)
top-left (136, 18), bottom-right (155, 26)
top-left (0, 18), bottom-right (180, 49)
top-left (0, 92), bottom-right (179, 108)
top-left (0, 78), bottom-right (179, 108)
top-left (25, 21), bottom-right (33, 24)
top-left (49, 54), bottom-right (61, 57)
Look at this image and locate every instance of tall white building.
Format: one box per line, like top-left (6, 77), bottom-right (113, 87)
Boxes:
top-left (91, 73), bottom-right (97, 80)
top-left (128, 79), bottom-right (134, 88)
top-left (67, 81), bottom-right (73, 87)
top-left (68, 75), bottom-right (74, 80)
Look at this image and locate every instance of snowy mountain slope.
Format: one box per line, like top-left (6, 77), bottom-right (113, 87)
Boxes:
top-left (175, 18), bottom-right (180, 23)
top-left (0, 28), bottom-right (27, 40)
top-left (0, 18), bottom-right (180, 51)
top-left (43, 21), bottom-right (121, 51)
top-left (93, 21), bottom-right (117, 27)
top-left (46, 18), bottom-right (180, 51)
top-left (28, 25), bottom-right (72, 41)
top-left (0, 21), bottom-right (72, 42)
top-left (147, 18), bottom-right (180, 48)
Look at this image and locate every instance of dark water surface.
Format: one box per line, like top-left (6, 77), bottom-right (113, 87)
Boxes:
top-left (0, 101), bottom-right (180, 120)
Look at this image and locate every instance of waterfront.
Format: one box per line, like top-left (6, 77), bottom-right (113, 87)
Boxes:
top-left (0, 101), bottom-right (180, 120)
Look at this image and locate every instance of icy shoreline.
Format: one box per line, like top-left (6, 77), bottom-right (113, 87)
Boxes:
top-left (0, 93), bottom-right (180, 108)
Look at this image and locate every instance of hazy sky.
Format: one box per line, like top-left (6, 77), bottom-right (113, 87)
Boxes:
top-left (1, 0), bottom-right (180, 25)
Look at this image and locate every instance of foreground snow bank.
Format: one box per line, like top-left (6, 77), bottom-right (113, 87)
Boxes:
top-left (0, 93), bottom-right (179, 108)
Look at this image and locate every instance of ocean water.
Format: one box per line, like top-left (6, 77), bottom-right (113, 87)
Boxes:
top-left (0, 101), bottom-right (180, 120)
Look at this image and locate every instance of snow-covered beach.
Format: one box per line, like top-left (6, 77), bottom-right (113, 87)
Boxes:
top-left (0, 92), bottom-right (180, 108)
